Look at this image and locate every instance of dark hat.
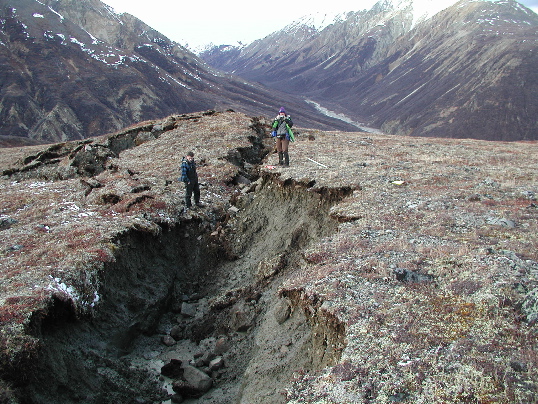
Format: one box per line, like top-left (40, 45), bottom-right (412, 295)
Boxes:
top-left (279, 107), bottom-right (286, 113)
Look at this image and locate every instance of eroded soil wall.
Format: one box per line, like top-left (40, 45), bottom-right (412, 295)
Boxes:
top-left (18, 174), bottom-right (350, 403)
top-left (21, 219), bottom-right (220, 403)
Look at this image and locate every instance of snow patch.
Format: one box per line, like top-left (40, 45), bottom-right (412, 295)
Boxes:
top-left (48, 6), bottom-right (64, 21)
top-left (82, 29), bottom-right (100, 45)
top-left (286, 0), bottom-right (461, 35)
top-left (47, 276), bottom-right (100, 309)
top-left (305, 100), bottom-right (383, 133)
top-left (292, 11), bottom-right (349, 31)
top-left (68, 36), bottom-right (131, 67)
top-left (405, 0), bottom-right (458, 28)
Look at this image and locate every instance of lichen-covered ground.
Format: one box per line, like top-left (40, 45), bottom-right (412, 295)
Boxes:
top-left (0, 111), bottom-right (537, 403)
top-left (273, 130), bottom-right (538, 403)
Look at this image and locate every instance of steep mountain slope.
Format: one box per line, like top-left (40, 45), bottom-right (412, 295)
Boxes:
top-left (0, 0), bottom-right (356, 146)
top-left (202, 0), bottom-right (538, 141)
top-left (336, 0), bottom-right (538, 140)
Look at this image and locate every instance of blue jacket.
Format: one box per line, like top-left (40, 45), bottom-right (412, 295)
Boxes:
top-left (180, 158), bottom-right (198, 183)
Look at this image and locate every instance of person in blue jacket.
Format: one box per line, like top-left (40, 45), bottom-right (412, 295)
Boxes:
top-left (271, 107), bottom-right (294, 166)
top-left (180, 151), bottom-right (203, 209)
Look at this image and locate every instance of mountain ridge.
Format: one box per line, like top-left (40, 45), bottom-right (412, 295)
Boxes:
top-left (201, 0), bottom-right (538, 141)
top-left (0, 0), bottom-right (357, 146)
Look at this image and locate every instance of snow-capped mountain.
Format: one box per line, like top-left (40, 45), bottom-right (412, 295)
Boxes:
top-left (202, 0), bottom-right (538, 141)
top-left (0, 0), bottom-right (356, 145)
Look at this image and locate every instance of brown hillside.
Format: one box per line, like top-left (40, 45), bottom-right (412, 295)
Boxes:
top-left (0, 111), bottom-right (537, 403)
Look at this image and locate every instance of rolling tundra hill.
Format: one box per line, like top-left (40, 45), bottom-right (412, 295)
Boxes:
top-left (0, 111), bottom-right (537, 403)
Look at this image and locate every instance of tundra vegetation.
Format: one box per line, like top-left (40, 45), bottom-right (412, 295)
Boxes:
top-left (0, 111), bottom-right (537, 403)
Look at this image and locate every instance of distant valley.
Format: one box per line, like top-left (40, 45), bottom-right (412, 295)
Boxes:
top-left (202, 0), bottom-right (538, 141)
top-left (1, 0), bottom-right (537, 145)
top-left (0, 0), bottom-right (355, 146)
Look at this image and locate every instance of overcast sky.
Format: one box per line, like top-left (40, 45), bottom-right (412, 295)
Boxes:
top-left (100, 0), bottom-right (538, 50)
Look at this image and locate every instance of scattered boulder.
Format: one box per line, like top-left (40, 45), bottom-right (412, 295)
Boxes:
top-left (161, 335), bottom-right (176, 346)
top-left (181, 365), bottom-right (213, 395)
top-left (161, 359), bottom-right (184, 378)
top-left (274, 298), bottom-right (292, 324)
top-left (230, 301), bottom-right (256, 332)
top-left (487, 217), bottom-right (516, 228)
top-left (0, 217), bottom-right (17, 230)
top-left (209, 357), bottom-right (224, 371)
top-left (393, 267), bottom-right (433, 283)
top-left (170, 325), bottom-right (184, 341)
top-left (213, 336), bottom-right (230, 355)
top-left (181, 302), bottom-right (197, 318)
top-left (521, 288), bottom-right (538, 325)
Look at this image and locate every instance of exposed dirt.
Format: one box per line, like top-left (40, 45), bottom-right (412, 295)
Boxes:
top-left (21, 218), bottom-right (219, 403)
top-left (2, 110), bottom-right (537, 404)
top-left (16, 173), bottom-right (351, 404)
top-left (185, 173), bottom-right (351, 403)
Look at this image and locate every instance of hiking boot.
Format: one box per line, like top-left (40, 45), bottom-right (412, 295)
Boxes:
top-left (283, 152), bottom-right (289, 167)
top-left (278, 152), bottom-right (284, 165)
top-left (195, 202), bottom-right (205, 208)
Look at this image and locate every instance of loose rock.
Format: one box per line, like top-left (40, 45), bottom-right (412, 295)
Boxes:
top-left (170, 393), bottom-right (184, 403)
top-left (213, 337), bottom-right (230, 355)
top-left (521, 287), bottom-right (538, 325)
top-left (161, 359), bottom-right (184, 378)
top-left (393, 267), bottom-right (433, 283)
top-left (274, 299), bottom-right (291, 324)
top-left (230, 301), bottom-right (255, 331)
top-left (170, 325), bottom-right (184, 341)
top-left (208, 357), bottom-right (224, 371)
top-left (181, 302), bottom-right (197, 318)
top-left (180, 365), bottom-right (213, 395)
top-left (161, 335), bottom-right (176, 347)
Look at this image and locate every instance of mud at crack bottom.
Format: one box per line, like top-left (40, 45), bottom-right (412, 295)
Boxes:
top-left (16, 175), bottom-right (350, 404)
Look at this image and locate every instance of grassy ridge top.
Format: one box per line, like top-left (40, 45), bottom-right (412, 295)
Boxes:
top-left (1, 111), bottom-right (537, 402)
